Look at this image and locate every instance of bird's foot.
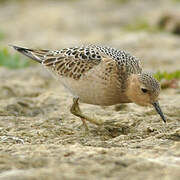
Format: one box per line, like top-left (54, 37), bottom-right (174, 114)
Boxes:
top-left (70, 97), bottom-right (104, 131)
top-left (101, 120), bottom-right (130, 137)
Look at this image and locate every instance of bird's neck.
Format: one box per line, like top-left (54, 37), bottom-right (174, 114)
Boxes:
top-left (125, 74), bottom-right (140, 103)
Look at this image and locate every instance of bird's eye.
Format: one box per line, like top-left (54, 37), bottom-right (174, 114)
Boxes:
top-left (141, 88), bottom-right (148, 93)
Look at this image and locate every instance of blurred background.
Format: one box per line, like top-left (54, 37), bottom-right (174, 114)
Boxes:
top-left (0, 1), bottom-right (180, 179)
top-left (0, 0), bottom-right (180, 74)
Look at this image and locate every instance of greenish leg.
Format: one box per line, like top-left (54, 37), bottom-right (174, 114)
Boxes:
top-left (70, 97), bottom-right (103, 131)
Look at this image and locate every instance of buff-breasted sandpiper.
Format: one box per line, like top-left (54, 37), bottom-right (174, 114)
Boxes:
top-left (11, 44), bottom-right (166, 130)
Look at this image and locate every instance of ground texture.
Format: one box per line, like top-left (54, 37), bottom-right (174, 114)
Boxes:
top-left (0, 0), bottom-right (180, 179)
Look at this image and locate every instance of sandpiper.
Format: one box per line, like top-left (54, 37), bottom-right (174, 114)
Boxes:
top-left (11, 44), bottom-right (166, 130)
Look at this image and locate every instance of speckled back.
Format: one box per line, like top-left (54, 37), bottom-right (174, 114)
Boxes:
top-left (40, 45), bottom-right (142, 80)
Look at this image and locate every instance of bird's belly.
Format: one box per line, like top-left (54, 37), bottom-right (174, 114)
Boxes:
top-left (49, 58), bottom-right (130, 106)
top-left (58, 76), bottom-right (123, 106)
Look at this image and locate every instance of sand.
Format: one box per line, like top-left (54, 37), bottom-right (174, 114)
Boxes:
top-left (0, 0), bottom-right (180, 179)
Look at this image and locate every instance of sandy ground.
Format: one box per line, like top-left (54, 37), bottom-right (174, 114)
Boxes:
top-left (0, 0), bottom-right (180, 179)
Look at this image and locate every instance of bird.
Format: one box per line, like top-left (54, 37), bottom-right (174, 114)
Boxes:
top-left (10, 44), bottom-right (166, 131)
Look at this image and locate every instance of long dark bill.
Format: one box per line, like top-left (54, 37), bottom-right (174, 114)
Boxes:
top-left (152, 102), bottom-right (166, 123)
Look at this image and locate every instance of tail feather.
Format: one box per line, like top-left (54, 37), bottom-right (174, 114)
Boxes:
top-left (9, 45), bottom-right (44, 63)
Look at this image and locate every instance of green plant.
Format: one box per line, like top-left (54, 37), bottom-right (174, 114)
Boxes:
top-left (154, 70), bottom-right (180, 89)
top-left (114, 0), bottom-right (129, 3)
top-left (173, 0), bottom-right (180, 2)
top-left (123, 19), bottom-right (160, 32)
top-left (0, 48), bottom-right (30, 69)
top-left (154, 70), bottom-right (180, 81)
top-left (0, 31), bottom-right (6, 41)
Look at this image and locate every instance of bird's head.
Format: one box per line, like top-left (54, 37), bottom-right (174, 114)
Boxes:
top-left (126, 72), bottom-right (166, 123)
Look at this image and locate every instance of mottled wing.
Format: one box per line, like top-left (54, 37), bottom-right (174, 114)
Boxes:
top-left (42, 45), bottom-right (142, 80)
top-left (90, 45), bottom-right (143, 75)
top-left (12, 45), bottom-right (142, 80)
top-left (41, 46), bottom-right (103, 80)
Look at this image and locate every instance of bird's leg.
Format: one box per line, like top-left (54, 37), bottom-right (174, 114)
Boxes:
top-left (70, 97), bottom-right (103, 130)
